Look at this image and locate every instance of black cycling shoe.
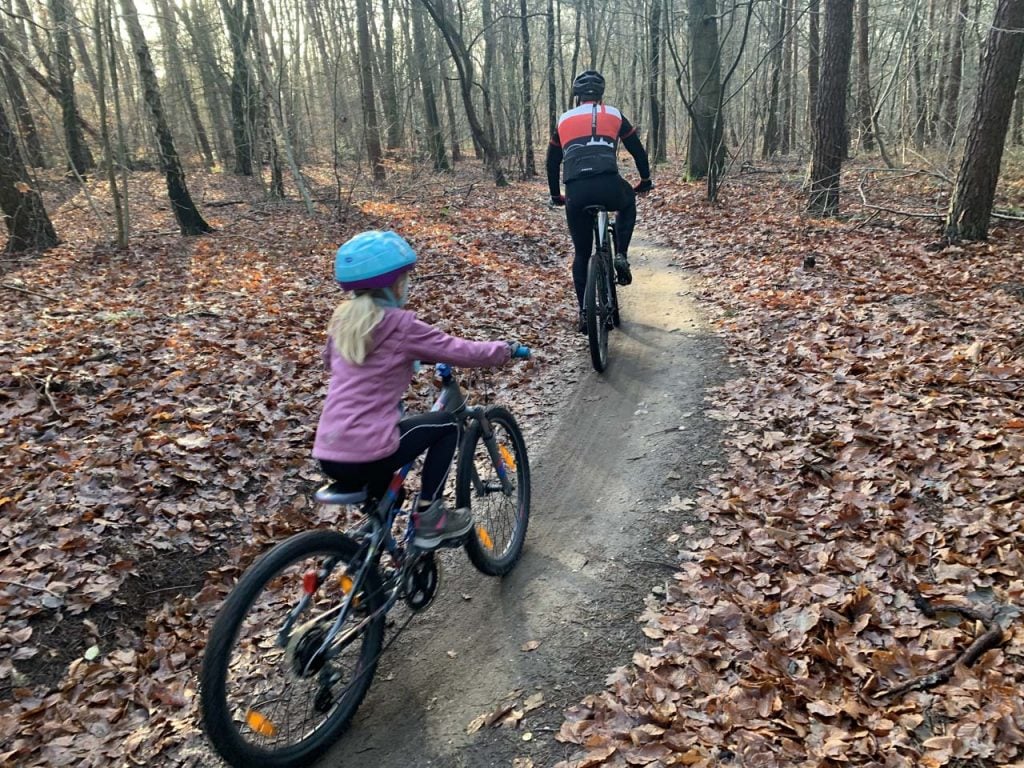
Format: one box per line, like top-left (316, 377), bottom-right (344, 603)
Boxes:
top-left (577, 311), bottom-right (587, 334)
top-left (614, 254), bottom-right (633, 286)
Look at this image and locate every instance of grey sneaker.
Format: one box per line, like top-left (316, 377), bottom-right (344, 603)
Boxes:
top-left (413, 500), bottom-right (473, 549)
top-left (614, 253), bottom-right (632, 285)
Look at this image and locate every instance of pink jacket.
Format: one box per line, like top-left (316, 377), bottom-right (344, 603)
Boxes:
top-left (313, 308), bottom-right (510, 463)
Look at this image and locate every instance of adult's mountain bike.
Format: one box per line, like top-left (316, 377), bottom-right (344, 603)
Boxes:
top-left (584, 205), bottom-right (621, 372)
top-left (200, 358), bottom-right (531, 767)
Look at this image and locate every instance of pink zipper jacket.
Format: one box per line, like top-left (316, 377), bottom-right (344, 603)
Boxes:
top-left (313, 308), bottom-right (510, 463)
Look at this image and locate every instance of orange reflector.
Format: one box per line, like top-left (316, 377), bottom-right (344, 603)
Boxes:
top-left (476, 525), bottom-right (494, 551)
top-left (246, 709), bottom-right (277, 737)
top-left (339, 573), bottom-right (360, 607)
top-left (499, 445), bottom-right (517, 472)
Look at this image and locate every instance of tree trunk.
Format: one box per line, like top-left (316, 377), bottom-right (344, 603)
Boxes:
top-left (119, 0), bottom-right (211, 234)
top-left (49, 0), bottom-right (94, 174)
top-left (520, 0), bottom-right (536, 177)
top-left (941, 0), bottom-right (968, 142)
top-left (441, 57), bottom-right (462, 163)
top-left (355, 0), bottom-right (386, 181)
top-left (944, 0), bottom-right (1024, 241)
top-left (220, 0), bottom-right (256, 175)
top-left (178, 1), bottom-right (234, 168)
top-left (154, 0), bottom-right (215, 169)
top-left (380, 0), bottom-right (402, 149)
top-left (808, 0), bottom-right (821, 127)
top-left (781, 0), bottom-right (796, 155)
top-left (648, 0), bottom-right (665, 163)
top-left (762, 0), bottom-right (785, 158)
top-left (412, 0), bottom-right (448, 170)
top-left (856, 0), bottom-right (873, 150)
top-left (546, 0), bottom-right (557, 133)
top-left (807, 0), bottom-right (854, 216)
top-left (480, 0), bottom-right (503, 156)
top-left (0, 98), bottom-right (58, 252)
top-left (93, 0), bottom-right (126, 247)
top-left (0, 23), bottom-right (47, 168)
top-left (419, 0), bottom-right (507, 186)
top-left (911, 6), bottom-right (927, 149)
top-left (687, 0), bottom-right (724, 180)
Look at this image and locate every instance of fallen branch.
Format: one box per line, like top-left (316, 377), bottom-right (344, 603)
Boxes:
top-left (2, 281), bottom-right (60, 301)
top-left (856, 179), bottom-right (943, 220)
top-left (204, 200), bottom-right (248, 208)
top-left (872, 590), bottom-right (1010, 701)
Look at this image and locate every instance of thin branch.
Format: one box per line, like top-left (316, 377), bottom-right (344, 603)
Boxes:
top-left (2, 282), bottom-right (61, 301)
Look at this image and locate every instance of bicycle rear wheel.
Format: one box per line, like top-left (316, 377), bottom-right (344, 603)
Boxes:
top-left (201, 530), bottom-right (384, 768)
top-left (585, 248), bottom-right (611, 371)
top-left (457, 406), bottom-right (531, 576)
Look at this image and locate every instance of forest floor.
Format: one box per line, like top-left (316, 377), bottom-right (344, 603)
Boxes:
top-left (1, 156), bottom-right (1023, 767)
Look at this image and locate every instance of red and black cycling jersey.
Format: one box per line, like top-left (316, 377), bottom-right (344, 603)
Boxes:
top-left (546, 102), bottom-right (651, 196)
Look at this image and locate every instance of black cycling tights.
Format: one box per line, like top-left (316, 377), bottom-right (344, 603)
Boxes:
top-left (565, 174), bottom-right (637, 310)
top-left (319, 412), bottom-right (459, 504)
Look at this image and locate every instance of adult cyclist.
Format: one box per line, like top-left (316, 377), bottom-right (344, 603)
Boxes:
top-left (546, 70), bottom-right (653, 332)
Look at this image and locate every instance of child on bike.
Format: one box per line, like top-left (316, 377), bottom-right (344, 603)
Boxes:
top-left (313, 230), bottom-right (521, 549)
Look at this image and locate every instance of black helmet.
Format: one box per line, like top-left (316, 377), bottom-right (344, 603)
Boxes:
top-left (572, 70), bottom-right (605, 102)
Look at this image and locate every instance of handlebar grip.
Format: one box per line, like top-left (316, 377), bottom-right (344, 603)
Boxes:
top-left (511, 345), bottom-right (531, 359)
top-left (435, 362), bottom-right (453, 380)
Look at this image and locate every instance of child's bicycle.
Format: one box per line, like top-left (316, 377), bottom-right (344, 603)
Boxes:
top-left (199, 358), bottom-right (531, 767)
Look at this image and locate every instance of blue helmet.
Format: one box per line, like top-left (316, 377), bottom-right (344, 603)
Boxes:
top-left (334, 231), bottom-right (417, 291)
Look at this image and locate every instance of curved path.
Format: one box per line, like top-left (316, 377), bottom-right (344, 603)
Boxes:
top-left (317, 236), bottom-right (728, 767)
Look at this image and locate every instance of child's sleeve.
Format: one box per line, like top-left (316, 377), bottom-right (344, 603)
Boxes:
top-left (404, 316), bottom-right (510, 367)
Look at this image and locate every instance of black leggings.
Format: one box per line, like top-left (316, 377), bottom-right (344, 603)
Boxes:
top-left (565, 174), bottom-right (637, 310)
top-left (319, 412), bottom-right (459, 503)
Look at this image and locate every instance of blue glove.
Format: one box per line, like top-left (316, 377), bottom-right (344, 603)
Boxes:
top-left (508, 343), bottom-right (530, 359)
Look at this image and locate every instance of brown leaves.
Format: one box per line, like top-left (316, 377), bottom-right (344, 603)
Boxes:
top-left (553, 168), bottom-right (1024, 767)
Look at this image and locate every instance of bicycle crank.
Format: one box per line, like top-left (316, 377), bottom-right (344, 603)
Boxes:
top-left (403, 552), bottom-right (441, 612)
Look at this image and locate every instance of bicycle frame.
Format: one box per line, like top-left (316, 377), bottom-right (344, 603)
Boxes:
top-left (284, 363), bottom-right (515, 673)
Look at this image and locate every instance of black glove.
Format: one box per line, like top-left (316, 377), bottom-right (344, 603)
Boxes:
top-left (550, 194), bottom-right (566, 207)
top-left (634, 179), bottom-right (653, 194)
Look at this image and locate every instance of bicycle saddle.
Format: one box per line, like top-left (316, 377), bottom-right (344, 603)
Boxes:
top-left (314, 483), bottom-right (368, 506)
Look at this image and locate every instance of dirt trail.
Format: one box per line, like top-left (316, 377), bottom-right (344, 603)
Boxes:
top-left (316, 236), bottom-right (729, 768)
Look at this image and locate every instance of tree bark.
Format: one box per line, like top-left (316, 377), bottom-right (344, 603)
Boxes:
top-left (178, 1), bottom-right (234, 168)
top-left (0, 98), bottom-right (58, 252)
top-left (49, 0), bottom-right (94, 174)
top-left (412, 0), bottom-right (448, 170)
top-left (119, 0), bottom-right (211, 235)
top-left (546, 0), bottom-right (557, 133)
top-left (941, 0), bottom-right (968, 142)
top-left (648, 0), bottom-right (665, 163)
top-left (808, 0), bottom-right (821, 127)
top-left (945, 0), bottom-right (1024, 241)
top-left (856, 0), bottom-right (873, 150)
top-left (781, 0), bottom-right (796, 155)
top-left (355, 0), bottom-right (386, 181)
top-left (220, 0), bottom-right (257, 175)
top-left (762, 0), bottom-right (785, 159)
top-left (93, 0), bottom-right (127, 247)
top-left (687, 0), bottom-right (725, 180)
top-left (807, 0), bottom-right (854, 216)
top-left (0, 22), bottom-right (47, 168)
top-left (380, 0), bottom-right (402, 149)
top-left (520, 0), bottom-right (537, 177)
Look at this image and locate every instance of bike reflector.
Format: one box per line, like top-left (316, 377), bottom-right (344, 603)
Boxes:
top-left (476, 525), bottom-right (494, 552)
top-left (499, 444), bottom-right (517, 472)
top-left (302, 571), bottom-right (317, 595)
top-left (246, 709), bottom-right (277, 737)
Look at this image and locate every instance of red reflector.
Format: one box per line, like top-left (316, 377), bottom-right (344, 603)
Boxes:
top-left (303, 571), bottom-right (317, 595)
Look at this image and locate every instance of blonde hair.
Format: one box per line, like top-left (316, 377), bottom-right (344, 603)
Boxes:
top-left (329, 293), bottom-right (385, 365)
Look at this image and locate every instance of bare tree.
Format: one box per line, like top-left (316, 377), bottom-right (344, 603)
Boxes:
top-left (807, 0), bottom-right (854, 215)
top-left (118, 0), bottom-right (212, 235)
top-left (945, 0), bottom-right (1024, 241)
top-left (0, 99), bottom-right (58, 252)
top-left (355, 0), bottom-right (386, 181)
top-left (687, 0), bottom-right (725, 181)
top-left (520, 0), bottom-right (536, 177)
top-left (49, 0), bottom-right (95, 173)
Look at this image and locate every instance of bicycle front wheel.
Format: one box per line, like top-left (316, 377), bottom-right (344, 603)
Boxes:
top-left (201, 530), bottom-right (385, 768)
top-left (457, 406), bottom-right (531, 576)
top-left (585, 248), bottom-right (611, 371)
